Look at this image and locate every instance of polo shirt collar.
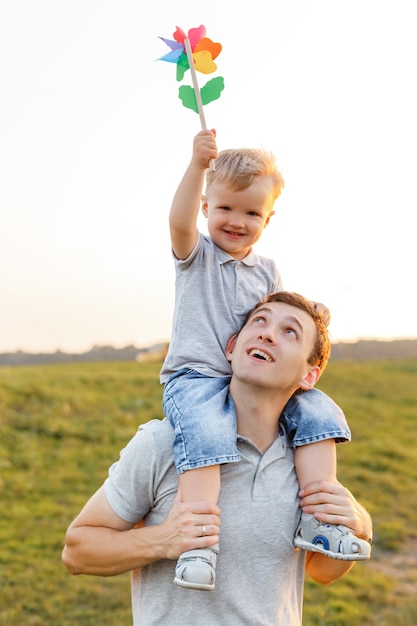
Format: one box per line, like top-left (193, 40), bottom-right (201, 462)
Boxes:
top-left (215, 244), bottom-right (259, 267)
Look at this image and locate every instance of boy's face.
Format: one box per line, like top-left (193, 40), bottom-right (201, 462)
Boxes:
top-left (201, 178), bottom-right (275, 261)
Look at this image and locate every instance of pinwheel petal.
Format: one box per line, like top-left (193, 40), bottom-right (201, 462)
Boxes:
top-left (194, 37), bottom-right (222, 60)
top-left (193, 50), bottom-right (217, 75)
top-left (158, 49), bottom-right (184, 63)
top-left (173, 26), bottom-right (187, 44)
top-left (176, 53), bottom-right (189, 81)
top-left (188, 25), bottom-right (206, 49)
top-left (159, 37), bottom-right (183, 51)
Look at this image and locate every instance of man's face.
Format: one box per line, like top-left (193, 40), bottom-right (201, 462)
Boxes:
top-left (226, 301), bottom-right (320, 392)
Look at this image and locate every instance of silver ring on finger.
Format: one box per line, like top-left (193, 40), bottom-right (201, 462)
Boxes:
top-left (201, 525), bottom-right (207, 536)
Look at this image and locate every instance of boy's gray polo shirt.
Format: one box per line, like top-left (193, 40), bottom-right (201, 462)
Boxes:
top-left (160, 233), bottom-right (282, 382)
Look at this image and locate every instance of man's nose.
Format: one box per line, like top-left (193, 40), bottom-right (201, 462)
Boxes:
top-left (258, 329), bottom-right (276, 343)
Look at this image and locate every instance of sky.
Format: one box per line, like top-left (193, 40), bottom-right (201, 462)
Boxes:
top-left (1, 1), bottom-right (416, 354)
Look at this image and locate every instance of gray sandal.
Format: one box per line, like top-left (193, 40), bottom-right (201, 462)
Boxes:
top-left (294, 513), bottom-right (371, 561)
top-left (174, 545), bottom-right (219, 591)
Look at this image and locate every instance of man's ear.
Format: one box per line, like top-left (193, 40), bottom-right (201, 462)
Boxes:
top-left (298, 365), bottom-right (321, 391)
top-left (201, 195), bottom-right (208, 218)
top-left (225, 333), bottom-right (238, 362)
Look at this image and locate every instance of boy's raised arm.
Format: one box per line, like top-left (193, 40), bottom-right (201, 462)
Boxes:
top-left (169, 130), bottom-right (217, 260)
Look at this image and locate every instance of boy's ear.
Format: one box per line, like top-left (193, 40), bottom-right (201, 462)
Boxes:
top-left (298, 365), bottom-right (321, 391)
top-left (201, 195), bottom-right (208, 218)
top-left (264, 210), bottom-right (275, 227)
top-left (225, 333), bottom-right (238, 362)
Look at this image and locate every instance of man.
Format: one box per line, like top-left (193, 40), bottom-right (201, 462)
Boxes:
top-left (62, 291), bottom-right (372, 625)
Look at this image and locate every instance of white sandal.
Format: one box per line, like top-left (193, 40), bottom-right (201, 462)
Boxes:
top-left (174, 545), bottom-right (219, 591)
top-left (294, 513), bottom-right (371, 561)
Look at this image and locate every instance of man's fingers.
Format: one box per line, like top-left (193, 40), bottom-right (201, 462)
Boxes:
top-left (183, 500), bottom-right (221, 517)
top-left (299, 481), bottom-right (347, 511)
top-left (299, 480), bottom-right (340, 497)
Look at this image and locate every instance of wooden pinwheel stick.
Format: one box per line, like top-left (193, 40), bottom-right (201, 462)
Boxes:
top-left (184, 37), bottom-right (215, 172)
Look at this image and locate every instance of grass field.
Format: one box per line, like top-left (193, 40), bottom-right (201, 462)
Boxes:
top-left (1, 358), bottom-right (416, 625)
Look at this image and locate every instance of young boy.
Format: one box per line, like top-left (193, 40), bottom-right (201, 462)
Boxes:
top-left (160, 130), bottom-right (370, 591)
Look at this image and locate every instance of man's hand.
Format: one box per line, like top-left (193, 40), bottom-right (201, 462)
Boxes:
top-left (159, 495), bottom-right (221, 559)
top-left (299, 481), bottom-right (372, 542)
top-left (301, 481), bottom-right (373, 584)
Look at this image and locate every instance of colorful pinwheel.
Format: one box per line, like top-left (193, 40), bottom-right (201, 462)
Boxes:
top-left (158, 25), bottom-right (225, 120)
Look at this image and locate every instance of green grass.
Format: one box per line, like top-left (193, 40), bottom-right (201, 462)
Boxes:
top-left (1, 358), bottom-right (416, 625)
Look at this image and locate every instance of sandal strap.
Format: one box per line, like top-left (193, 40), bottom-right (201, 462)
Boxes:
top-left (178, 548), bottom-right (218, 566)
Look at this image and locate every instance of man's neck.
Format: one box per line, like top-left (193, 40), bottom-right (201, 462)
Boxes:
top-left (230, 379), bottom-right (293, 453)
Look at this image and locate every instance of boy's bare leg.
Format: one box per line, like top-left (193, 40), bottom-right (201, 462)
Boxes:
top-left (294, 440), bottom-right (371, 560)
top-left (174, 465), bottom-right (221, 591)
top-left (295, 439), bottom-right (337, 488)
top-left (178, 465), bottom-right (221, 504)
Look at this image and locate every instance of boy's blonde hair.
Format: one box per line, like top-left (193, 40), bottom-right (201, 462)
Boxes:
top-left (206, 148), bottom-right (285, 202)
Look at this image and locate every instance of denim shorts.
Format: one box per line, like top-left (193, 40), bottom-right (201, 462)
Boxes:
top-left (163, 371), bottom-right (351, 474)
top-left (282, 388), bottom-right (351, 446)
top-left (163, 369), bottom-right (240, 474)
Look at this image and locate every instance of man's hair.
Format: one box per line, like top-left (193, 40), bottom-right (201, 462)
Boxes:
top-left (206, 148), bottom-right (285, 202)
top-left (243, 291), bottom-right (331, 373)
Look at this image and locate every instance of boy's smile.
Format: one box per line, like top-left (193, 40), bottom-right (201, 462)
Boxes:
top-left (202, 179), bottom-right (275, 261)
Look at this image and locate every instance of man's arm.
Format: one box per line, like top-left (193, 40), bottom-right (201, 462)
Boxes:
top-left (169, 130), bottom-right (217, 260)
top-left (62, 486), bottom-right (220, 577)
top-left (301, 481), bottom-right (372, 584)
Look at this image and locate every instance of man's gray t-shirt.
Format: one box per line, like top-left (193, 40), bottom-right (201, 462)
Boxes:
top-left (104, 419), bottom-right (305, 625)
top-left (160, 234), bottom-right (282, 382)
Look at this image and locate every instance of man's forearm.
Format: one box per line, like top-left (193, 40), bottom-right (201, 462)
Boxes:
top-left (62, 485), bottom-right (221, 577)
top-left (62, 523), bottom-right (168, 577)
top-left (305, 551), bottom-right (355, 585)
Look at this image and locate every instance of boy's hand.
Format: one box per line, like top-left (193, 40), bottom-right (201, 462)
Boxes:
top-left (192, 129), bottom-right (218, 170)
top-left (313, 301), bottom-right (331, 326)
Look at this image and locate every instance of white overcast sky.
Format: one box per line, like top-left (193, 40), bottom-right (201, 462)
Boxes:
top-left (1, 0), bottom-right (416, 353)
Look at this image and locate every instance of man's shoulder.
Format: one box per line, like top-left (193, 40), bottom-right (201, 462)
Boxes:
top-left (116, 418), bottom-right (174, 470)
top-left (138, 418), bottom-right (173, 443)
